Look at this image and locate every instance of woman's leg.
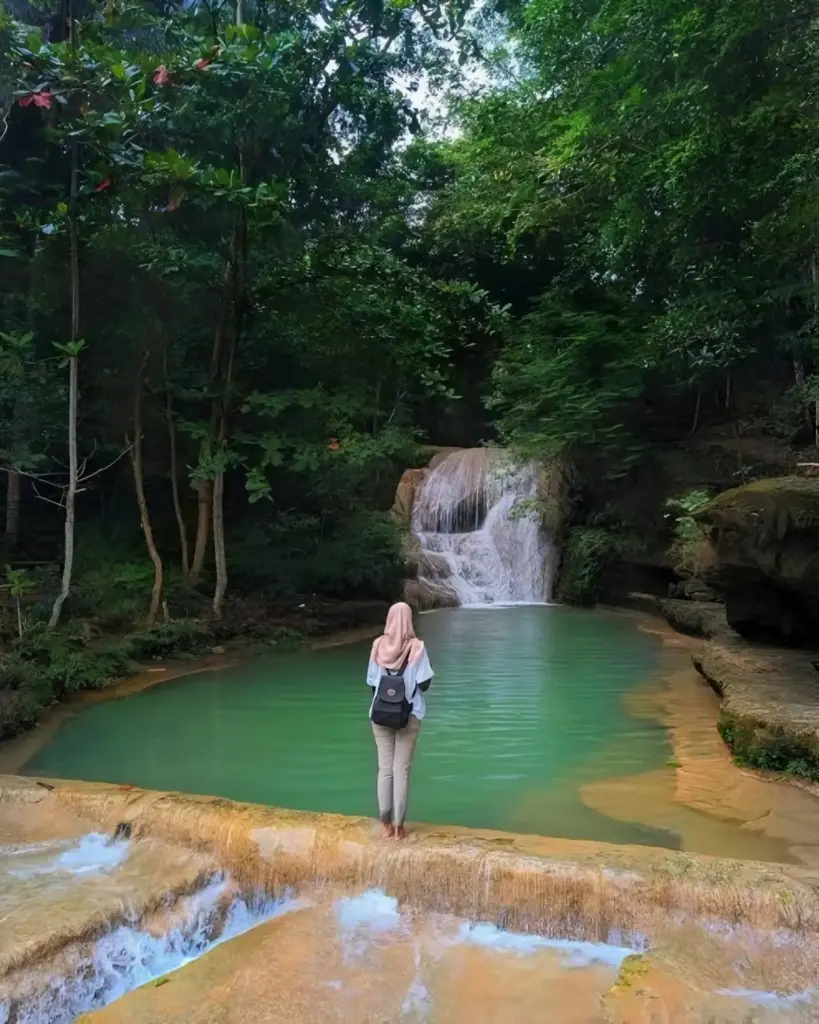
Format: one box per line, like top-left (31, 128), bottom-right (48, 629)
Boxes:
top-left (392, 716), bottom-right (421, 832)
top-left (372, 723), bottom-right (396, 833)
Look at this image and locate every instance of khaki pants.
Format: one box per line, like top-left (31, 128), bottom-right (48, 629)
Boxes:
top-left (371, 716), bottom-right (421, 826)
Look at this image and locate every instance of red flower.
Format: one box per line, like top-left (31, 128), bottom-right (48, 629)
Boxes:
top-left (153, 65), bottom-right (170, 85)
top-left (328, 437), bottom-right (340, 451)
top-left (19, 90), bottom-right (52, 109)
top-left (95, 178), bottom-right (111, 192)
top-left (194, 57), bottom-right (212, 70)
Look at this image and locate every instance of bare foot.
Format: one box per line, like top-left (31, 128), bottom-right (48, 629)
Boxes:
top-left (395, 825), bottom-right (407, 841)
top-left (381, 822), bottom-right (395, 839)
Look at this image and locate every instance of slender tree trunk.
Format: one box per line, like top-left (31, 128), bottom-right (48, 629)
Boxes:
top-left (128, 365), bottom-right (164, 624)
top-left (687, 381), bottom-right (702, 438)
top-left (49, 5), bottom-right (79, 632)
top-left (812, 252), bottom-right (819, 449)
top-left (190, 480), bottom-right (211, 582)
top-left (189, 258), bottom-right (234, 585)
top-left (48, 352), bottom-right (78, 630)
top-left (5, 470), bottom-right (20, 553)
top-left (164, 354), bottom-right (189, 578)
top-left (209, 226), bottom-right (242, 614)
top-left (211, 467), bottom-right (227, 617)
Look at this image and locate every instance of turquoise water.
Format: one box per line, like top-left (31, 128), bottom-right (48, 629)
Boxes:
top-left (24, 606), bottom-right (677, 846)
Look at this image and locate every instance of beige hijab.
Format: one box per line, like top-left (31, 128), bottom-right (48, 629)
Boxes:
top-left (371, 602), bottom-right (425, 670)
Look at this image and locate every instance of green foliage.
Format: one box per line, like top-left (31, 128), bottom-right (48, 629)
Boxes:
top-left (424, 0), bottom-right (819, 458)
top-left (123, 620), bottom-right (207, 661)
top-left (719, 713), bottom-right (819, 783)
top-left (488, 296), bottom-right (650, 461)
top-left (557, 525), bottom-right (634, 605)
top-left (230, 509), bottom-right (405, 601)
top-left (664, 489), bottom-right (712, 554)
top-left (0, 655), bottom-right (50, 739)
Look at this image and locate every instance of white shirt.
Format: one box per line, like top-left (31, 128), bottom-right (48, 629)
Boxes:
top-left (366, 650), bottom-right (434, 721)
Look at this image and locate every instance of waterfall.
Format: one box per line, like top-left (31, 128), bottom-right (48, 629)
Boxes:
top-left (411, 449), bottom-right (556, 606)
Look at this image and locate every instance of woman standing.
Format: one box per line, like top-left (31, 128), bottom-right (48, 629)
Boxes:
top-left (366, 602), bottom-right (433, 839)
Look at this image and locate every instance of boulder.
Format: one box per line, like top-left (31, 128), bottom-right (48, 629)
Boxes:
top-left (668, 578), bottom-right (718, 602)
top-left (694, 477), bottom-right (819, 645)
top-left (537, 457), bottom-right (574, 541)
top-left (404, 578), bottom-right (458, 612)
top-left (392, 468), bottom-right (427, 523)
top-left (656, 598), bottom-right (728, 639)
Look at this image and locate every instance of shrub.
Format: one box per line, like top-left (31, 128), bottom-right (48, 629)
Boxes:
top-left (557, 524), bottom-right (641, 605)
top-left (0, 655), bottom-right (53, 738)
top-left (718, 712), bottom-right (819, 782)
top-left (664, 489), bottom-right (712, 572)
top-left (123, 620), bottom-right (208, 661)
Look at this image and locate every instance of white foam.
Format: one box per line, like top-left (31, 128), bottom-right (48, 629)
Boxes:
top-left (335, 890), bottom-right (402, 933)
top-left (8, 880), bottom-right (298, 1024)
top-left (718, 987), bottom-right (815, 1009)
top-left (456, 921), bottom-right (635, 967)
top-left (6, 834), bottom-right (129, 879)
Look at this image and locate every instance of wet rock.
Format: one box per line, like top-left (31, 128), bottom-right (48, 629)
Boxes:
top-left (657, 599), bottom-right (727, 639)
top-left (693, 637), bottom-right (819, 771)
top-left (694, 476), bottom-right (819, 645)
top-left (404, 577), bottom-right (458, 611)
top-left (392, 468), bottom-right (427, 522)
top-left (668, 578), bottom-right (718, 602)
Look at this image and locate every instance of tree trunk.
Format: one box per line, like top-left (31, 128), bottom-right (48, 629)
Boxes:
top-left (815, 399), bottom-right (819, 450)
top-left (189, 256), bottom-right (235, 585)
top-left (48, 13), bottom-right (80, 632)
top-left (5, 470), bottom-right (20, 553)
top-left (687, 381), bottom-right (702, 438)
top-left (190, 479), bottom-right (212, 582)
top-left (211, 465), bottom-right (227, 616)
top-left (812, 252), bottom-right (819, 449)
top-left (48, 353), bottom-right (78, 630)
top-left (129, 367), bottom-right (164, 624)
top-left (211, 219), bottom-right (245, 618)
top-left (164, 362), bottom-right (189, 578)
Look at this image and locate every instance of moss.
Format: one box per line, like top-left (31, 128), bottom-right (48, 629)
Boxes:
top-left (718, 710), bottom-right (819, 782)
top-left (609, 953), bottom-right (651, 993)
top-left (697, 476), bottom-right (819, 543)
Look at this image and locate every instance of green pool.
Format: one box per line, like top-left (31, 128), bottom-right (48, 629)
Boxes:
top-left (24, 606), bottom-right (677, 847)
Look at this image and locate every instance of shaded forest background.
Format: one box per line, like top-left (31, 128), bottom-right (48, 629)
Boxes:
top-left (0, 0), bottom-right (817, 734)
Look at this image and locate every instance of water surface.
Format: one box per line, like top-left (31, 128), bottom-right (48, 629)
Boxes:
top-left (24, 607), bottom-right (676, 846)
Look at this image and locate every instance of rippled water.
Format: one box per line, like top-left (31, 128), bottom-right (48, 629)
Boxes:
top-left (23, 607), bottom-right (676, 845)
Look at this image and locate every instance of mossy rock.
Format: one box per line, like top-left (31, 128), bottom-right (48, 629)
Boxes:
top-left (695, 476), bottom-right (819, 549)
top-left (656, 599), bottom-right (727, 639)
top-left (694, 477), bottom-right (819, 642)
top-left (609, 953), bottom-right (652, 993)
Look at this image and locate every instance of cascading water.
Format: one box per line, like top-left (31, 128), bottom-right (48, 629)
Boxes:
top-left (411, 449), bottom-right (556, 606)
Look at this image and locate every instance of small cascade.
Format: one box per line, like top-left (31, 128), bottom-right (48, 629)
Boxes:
top-left (411, 449), bottom-right (556, 606)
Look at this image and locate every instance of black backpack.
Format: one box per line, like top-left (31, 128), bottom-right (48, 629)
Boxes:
top-left (371, 658), bottom-right (413, 730)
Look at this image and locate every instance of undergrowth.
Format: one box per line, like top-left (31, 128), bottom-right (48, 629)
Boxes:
top-left (0, 614), bottom-right (312, 741)
top-left (557, 521), bottom-right (644, 605)
top-left (718, 712), bottom-right (819, 782)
